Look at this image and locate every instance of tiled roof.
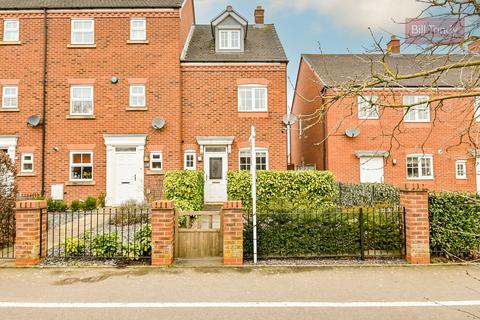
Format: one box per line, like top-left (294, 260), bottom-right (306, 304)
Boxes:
top-left (0, 0), bottom-right (182, 9)
top-left (303, 53), bottom-right (480, 88)
top-left (182, 24), bottom-right (288, 63)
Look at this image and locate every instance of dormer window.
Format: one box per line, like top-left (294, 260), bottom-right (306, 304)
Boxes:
top-left (219, 29), bottom-right (241, 50)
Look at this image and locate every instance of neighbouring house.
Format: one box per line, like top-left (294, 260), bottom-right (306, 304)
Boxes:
top-left (291, 36), bottom-right (480, 192)
top-left (0, 0), bottom-right (288, 205)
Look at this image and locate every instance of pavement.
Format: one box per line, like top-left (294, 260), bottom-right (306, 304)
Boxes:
top-left (0, 264), bottom-right (479, 319)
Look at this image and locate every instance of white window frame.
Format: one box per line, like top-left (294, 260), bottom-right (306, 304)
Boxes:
top-left (3, 19), bottom-right (19, 42)
top-left (2, 85), bottom-right (18, 109)
top-left (71, 19), bottom-right (94, 45)
top-left (406, 154), bottom-right (434, 180)
top-left (403, 95), bottom-right (430, 123)
top-left (70, 85), bottom-right (94, 116)
top-left (219, 29), bottom-right (241, 50)
top-left (456, 160), bottom-right (467, 180)
top-left (474, 97), bottom-right (480, 122)
top-left (130, 18), bottom-right (146, 41)
top-left (21, 153), bottom-right (33, 173)
top-left (69, 151), bottom-right (93, 182)
top-left (239, 148), bottom-right (269, 171)
top-left (358, 95), bottom-right (379, 120)
top-left (238, 85), bottom-right (268, 112)
top-left (184, 151), bottom-right (196, 170)
top-left (129, 84), bottom-right (146, 107)
top-left (150, 152), bottom-right (163, 171)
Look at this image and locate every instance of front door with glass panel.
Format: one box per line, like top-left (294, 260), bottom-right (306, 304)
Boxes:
top-left (114, 147), bottom-right (143, 205)
top-left (204, 147), bottom-right (228, 203)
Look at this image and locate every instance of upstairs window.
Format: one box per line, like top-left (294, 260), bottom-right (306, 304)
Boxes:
top-left (238, 85), bottom-right (267, 112)
top-left (71, 19), bottom-right (94, 45)
top-left (239, 149), bottom-right (268, 171)
top-left (456, 160), bottom-right (467, 179)
top-left (358, 96), bottom-right (379, 119)
top-left (403, 96), bottom-right (430, 122)
top-left (129, 84), bottom-right (146, 107)
top-left (70, 151), bottom-right (93, 181)
top-left (130, 18), bottom-right (146, 41)
top-left (219, 29), bottom-right (241, 50)
top-left (3, 19), bottom-right (19, 42)
top-left (70, 85), bottom-right (93, 115)
top-left (406, 154), bottom-right (433, 180)
top-left (184, 151), bottom-right (196, 170)
top-left (2, 85), bottom-right (18, 109)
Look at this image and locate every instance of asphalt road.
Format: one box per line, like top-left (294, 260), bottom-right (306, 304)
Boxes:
top-left (0, 265), bottom-right (480, 320)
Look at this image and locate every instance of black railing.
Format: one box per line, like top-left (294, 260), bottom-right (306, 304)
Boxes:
top-left (244, 206), bottom-right (405, 260)
top-left (0, 212), bottom-right (15, 259)
top-left (43, 208), bottom-right (151, 260)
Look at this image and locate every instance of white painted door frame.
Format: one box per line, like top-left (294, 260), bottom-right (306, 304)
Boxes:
top-left (104, 134), bottom-right (146, 206)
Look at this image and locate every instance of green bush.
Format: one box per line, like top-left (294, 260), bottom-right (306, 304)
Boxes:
top-left (164, 170), bottom-right (204, 211)
top-left (83, 196), bottom-right (98, 211)
top-left (123, 225), bottom-right (152, 260)
top-left (91, 233), bottom-right (120, 257)
top-left (109, 201), bottom-right (150, 226)
top-left (243, 208), bottom-right (403, 258)
top-left (70, 200), bottom-right (82, 212)
top-left (64, 238), bottom-right (85, 256)
top-left (336, 183), bottom-right (399, 207)
top-left (429, 192), bottom-right (480, 259)
top-left (47, 199), bottom-right (68, 212)
top-left (228, 171), bottom-right (338, 213)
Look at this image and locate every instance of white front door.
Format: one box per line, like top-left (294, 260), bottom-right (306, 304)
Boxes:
top-left (476, 157), bottom-right (480, 194)
top-left (360, 157), bottom-right (384, 183)
top-left (204, 148), bottom-right (228, 203)
top-left (113, 148), bottom-right (143, 205)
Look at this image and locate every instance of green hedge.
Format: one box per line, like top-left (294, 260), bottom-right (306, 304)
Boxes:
top-left (336, 183), bottom-right (399, 207)
top-left (164, 170), bottom-right (204, 211)
top-left (243, 208), bottom-right (403, 258)
top-left (228, 171), bottom-right (337, 213)
top-left (429, 192), bottom-right (480, 258)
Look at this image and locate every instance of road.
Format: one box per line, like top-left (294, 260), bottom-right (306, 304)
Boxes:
top-left (0, 265), bottom-right (479, 319)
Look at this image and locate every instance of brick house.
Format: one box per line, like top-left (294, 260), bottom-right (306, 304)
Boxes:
top-left (0, 0), bottom-right (288, 205)
top-left (291, 37), bottom-right (480, 192)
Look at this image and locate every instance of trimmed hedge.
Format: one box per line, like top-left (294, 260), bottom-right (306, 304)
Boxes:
top-left (227, 170), bottom-right (337, 213)
top-left (336, 183), bottom-right (399, 207)
top-left (243, 208), bottom-right (404, 258)
top-left (429, 192), bottom-right (480, 258)
top-left (164, 170), bottom-right (204, 211)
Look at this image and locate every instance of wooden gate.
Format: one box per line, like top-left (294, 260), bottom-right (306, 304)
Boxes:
top-left (175, 211), bottom-right (222, 258)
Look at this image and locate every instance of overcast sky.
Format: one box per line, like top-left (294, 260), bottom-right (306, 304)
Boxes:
top-left (194, 0), bottom-right (426, 106)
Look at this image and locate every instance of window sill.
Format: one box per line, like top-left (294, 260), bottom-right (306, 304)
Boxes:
top-left (146, 170), bottom-right (164, 176)
top-left (17, 173), bottom-right (36, 177)
top-left (127, 40), bottom-right (149, 45)
top-left (0, 41), bottom-right (22, 46)
top-left (67, 115), bottom-right (96, 120)
top-left (126, 107), bottom-right (148, 111)
top-left (238, 112), bottom-right (269, 118)
top-left (0, 108), bottom-right (20, 112)
top-left (67, 44), bottom-right (97, 48)
top-left (66, 181), bottom-right (95, 186)
top-left (358, 117), bottom-right (379, 121)
top-left (406, 177), bottom-right (434, 181)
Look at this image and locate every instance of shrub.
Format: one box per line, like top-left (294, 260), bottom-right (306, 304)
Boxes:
top-left (228, 170), bottom-right (337, 213)
top-left (91, 233), bottom-right (120, 257)
top-left (64, 238), bottom-right (85, 256)
top-left (70, 200), bottom-right (82, 212)
top-left (336, 183), bottom-right (399, 207)
top-left (164, 170), bottom-right (204, 211)
top-left (0, 152), bottom-right (16, 249)
top-left (97, 193), bottom-right (106, 208)
top-left (123, 225), bottom-right (152, 260)
top-left (109, 200), bottom-right (150, 226)
top-left (83, 196), bottom-right (98, 211)
top-left (47, 199), bottom-right (68, 212)
top-left (429, 192), bottom-right (480, 259)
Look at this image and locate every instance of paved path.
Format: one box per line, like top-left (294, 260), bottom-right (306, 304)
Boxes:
top-left (0, 265), bottom-right (479, 319)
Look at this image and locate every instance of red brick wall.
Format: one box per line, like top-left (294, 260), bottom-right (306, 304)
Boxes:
top-left (181, 63), bottom-right (288, 171)
top-left (292, 58), bottom-right (479, 192)
top-left (179, 0), bottom-right (195, 53)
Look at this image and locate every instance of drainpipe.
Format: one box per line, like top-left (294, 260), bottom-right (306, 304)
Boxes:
top-left (321, 87), bottom-right (327, 170)
top-left (41, 8), bottom-right (48, 197)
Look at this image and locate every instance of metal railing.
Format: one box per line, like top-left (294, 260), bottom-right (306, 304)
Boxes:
top-left (244, 206), bottom-right (405, 260)
top-left (0, 212), bottom-right (15, 259)
top-left (43, 208), bottom-right (151, 259)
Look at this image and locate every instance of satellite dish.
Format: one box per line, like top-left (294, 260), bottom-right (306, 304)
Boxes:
top-left (152, 118), bottom-right (166, 130)
top-left (27, 115), bottom-right (41, 127)
top-left (282, 113), bottom-right (298, 126)
top-left (345, 127), bottom-right (360, 138)
top-left (111, 76), bottom-right (119, 84)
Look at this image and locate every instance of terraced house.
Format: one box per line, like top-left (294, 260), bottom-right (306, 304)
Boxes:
top-left (291, 37), bottom-right (480, 192)
top-left (0, 0), bottom-right (288, 205)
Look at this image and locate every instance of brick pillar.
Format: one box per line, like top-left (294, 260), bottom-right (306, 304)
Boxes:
top-left (15, 200), bottom-right (47, 266)
top-left (151, 200), bottom-right (175, 266)
top-left (222, 201), bottom-right (244, 265)
top-left (400, 184), bottom-right (430, 264)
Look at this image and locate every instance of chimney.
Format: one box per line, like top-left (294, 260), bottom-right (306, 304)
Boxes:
top-left (387, 35), bottom-right (401, 54)
top-left (255, 5), bottom-right (265, 25)
top-left (468, 40), bottom-right (480, 54)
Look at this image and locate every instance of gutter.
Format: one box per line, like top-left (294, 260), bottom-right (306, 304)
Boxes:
top-left (41, 8), bottom-right (48, 196)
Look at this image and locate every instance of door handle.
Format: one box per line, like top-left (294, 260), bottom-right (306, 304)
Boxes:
top-left (134, 174), bottom-right (136, 181)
